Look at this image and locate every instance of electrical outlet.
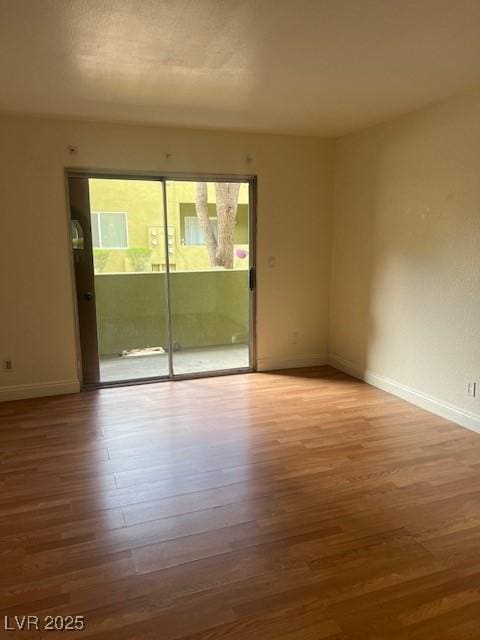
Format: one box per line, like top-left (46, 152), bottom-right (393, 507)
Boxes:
top-left (467, 381), bottom-right (477, 397)
top-left (3, 359), bottom-right (13, 372)
top-left (291, 331), bottom-right (299, 345)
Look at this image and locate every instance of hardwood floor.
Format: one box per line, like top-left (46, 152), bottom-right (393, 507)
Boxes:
top-left (1, 366), bottom-right (480, 639)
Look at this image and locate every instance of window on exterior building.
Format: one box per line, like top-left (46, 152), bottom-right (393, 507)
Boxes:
top-left (91, 212), bottom-right (128, 248)
top-left (184, 216), bottom-right (217, 245)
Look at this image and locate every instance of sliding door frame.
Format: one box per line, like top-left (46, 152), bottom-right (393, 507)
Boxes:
top-left (65, 168), bottom-right (257, 388)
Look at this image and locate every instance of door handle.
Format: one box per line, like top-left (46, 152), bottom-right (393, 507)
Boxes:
top-left (83, 291), bottom-right (94, 301)
top-left (249, 267), bottom-right (256, 291)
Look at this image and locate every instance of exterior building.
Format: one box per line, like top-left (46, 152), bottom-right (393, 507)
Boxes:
top-left (88, 179), bottom-right (250, 273)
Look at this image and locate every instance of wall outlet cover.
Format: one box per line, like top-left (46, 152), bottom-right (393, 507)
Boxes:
top-left (467, 381), bottom-right (477, 397)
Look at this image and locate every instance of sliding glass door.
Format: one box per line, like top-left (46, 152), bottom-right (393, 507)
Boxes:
top-left (70, 176), bottom-right (170, 384)
top-left (166, 180), bottom-right (252, 376)
top-left (69, 173), bottom-right (255, 386)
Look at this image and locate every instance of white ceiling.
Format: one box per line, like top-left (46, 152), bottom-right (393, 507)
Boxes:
top-left (1, 0), bottom-right (480, 136)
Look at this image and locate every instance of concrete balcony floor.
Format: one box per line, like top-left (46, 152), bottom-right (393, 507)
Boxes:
top-left (99, 344), bottom-right (250, 382)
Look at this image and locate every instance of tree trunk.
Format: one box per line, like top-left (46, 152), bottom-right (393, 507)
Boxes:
top-left (195, 182), bottom-right (217, 266)
top-left (214, 182), bottom-right (240, 269)
top-left (195, 182), bottom-right (240, 269)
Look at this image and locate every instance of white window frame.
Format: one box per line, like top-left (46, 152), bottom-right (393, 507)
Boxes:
top-left (91, 211), bottom-right (129, 249)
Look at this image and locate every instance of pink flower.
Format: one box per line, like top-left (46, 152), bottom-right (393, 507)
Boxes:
top-left (236, 248), bottom-right (248, 259)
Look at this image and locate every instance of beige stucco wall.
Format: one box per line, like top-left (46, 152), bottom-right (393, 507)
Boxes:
top-left (330, 88), bottom-right (480, 422)
top-left (0, 115), bottom-right (332, 399)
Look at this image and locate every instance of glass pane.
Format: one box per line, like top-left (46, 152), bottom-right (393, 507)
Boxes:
top-left (99, 212), bottom-right (128, 248)
top-left (88, 178), bottom-right (170, 382)
top-left (184, 216), bottom-right (202, 245)
top-left (184, 216), bottom-right (218, 245)
top-left (166, 180), bottom-right (251, 376)
top-left (91, 213), bottom-right (100, 248)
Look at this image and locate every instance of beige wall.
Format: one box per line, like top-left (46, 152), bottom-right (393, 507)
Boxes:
top-left (0, 115), bottom-right (333, 399)
top-left (5, 89), bottom-right (478, 422)
top-left (330, 89), bottom-right (480, 427)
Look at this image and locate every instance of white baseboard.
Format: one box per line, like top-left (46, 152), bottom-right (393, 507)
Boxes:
top-left (329, 353), bottom-right (480, 434)
top-left (0, 379), bottom-right (80, 402)
top-left (257, 354), bottom-right (328, 372)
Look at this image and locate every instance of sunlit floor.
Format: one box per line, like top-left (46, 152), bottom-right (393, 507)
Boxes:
top-left (3, 368), bottom-right (480, 638)
top-left (99, 344), bottom-right (250, 381)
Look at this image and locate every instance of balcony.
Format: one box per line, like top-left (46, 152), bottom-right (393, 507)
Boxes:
top-left (94, 270), bottom-right (250, 380)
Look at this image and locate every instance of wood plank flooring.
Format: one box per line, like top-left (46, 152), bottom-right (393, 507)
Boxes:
top-left (1, 366), bottom-right (480, 638)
